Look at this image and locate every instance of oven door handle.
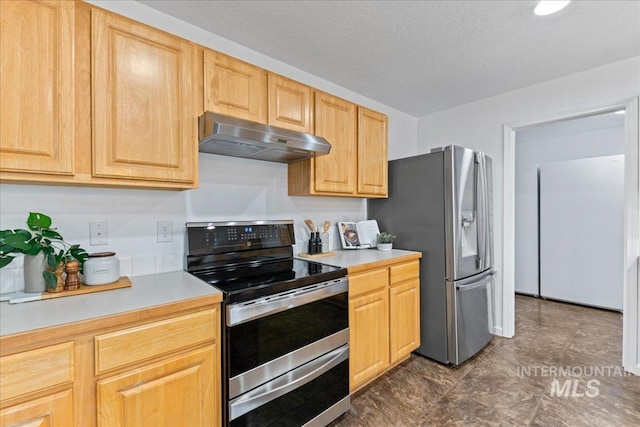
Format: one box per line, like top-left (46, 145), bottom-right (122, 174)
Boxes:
top-left (227, 277), bottom-right (348, 326)
top-left (229, 344), bottom-right (349, 421)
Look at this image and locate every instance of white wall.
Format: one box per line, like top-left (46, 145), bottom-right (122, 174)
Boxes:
top-left (417, 55), bottom-right (640, 334)
top-left (0, 0), bottom-right (416, 293)
top-left (0, 157), bottom-right (365, 293)
top-left (515, 124), bottom-right (626, 295)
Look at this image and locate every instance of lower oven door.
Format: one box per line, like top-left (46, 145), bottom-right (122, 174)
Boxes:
top-left (229, 344), bottom-right (350, 427)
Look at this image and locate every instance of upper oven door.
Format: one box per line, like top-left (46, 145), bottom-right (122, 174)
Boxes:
top-left (226, 278), bottom-right (349, 398)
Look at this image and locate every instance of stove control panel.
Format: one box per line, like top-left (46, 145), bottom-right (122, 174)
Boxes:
top-left (186, 221), bottom-right (295, 255)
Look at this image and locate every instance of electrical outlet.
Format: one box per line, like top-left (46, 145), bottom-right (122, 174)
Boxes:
top-left (157, 220), bottom-right (173, 243)
top-left (89, 221), bottom-right (108, 246)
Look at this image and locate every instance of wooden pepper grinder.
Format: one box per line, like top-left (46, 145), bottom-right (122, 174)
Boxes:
top-left (64, 260), bottom-right (81, 291)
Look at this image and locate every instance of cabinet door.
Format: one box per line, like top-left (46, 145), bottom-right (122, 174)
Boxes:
top-left (268, 73), bottom-right (314, 133)
top-left (314, 92), bottom-right (357, 194)
top-left (97, 346), bottom-right (218, 427)
top-left (349, 288), bottom-right (389, 391)
top-left (0, 0), bottom-right (75, 176)
top-left (0, 389), bottom-right (73, 427)
top-left (204, 49), bottom-right (267, 123)
top-left (92, 10), bottom-right (197, 185)
top-left (358, 107), bottom-right (388, 197)
top-left (390, 278), bottom-right (421, 364)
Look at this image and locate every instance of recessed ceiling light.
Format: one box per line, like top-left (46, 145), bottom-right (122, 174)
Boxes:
top-left (534, 1), bottom-right (571, 16)
top-left (613, 110), bottom-right (626, 115)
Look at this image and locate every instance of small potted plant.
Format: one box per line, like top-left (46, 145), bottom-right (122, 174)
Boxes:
top-left (0, 212), bottom-right (88, 293)
top-left (376, 232), bottom-right (397, 251)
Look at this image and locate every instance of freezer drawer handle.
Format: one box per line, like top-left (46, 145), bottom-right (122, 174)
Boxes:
top-left (455, 271), bottom-right (494, 291)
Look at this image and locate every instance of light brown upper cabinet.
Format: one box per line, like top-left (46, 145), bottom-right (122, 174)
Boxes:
top-left (268, 73), bottom-right (314, 133)
top-left (1, 3), bottom-right (198, 189)
top-left (0, 0), bottom-right (75, 177)
top-left (203, 49), bottom-right (267, 123)
top-left (358, 107), bottom-right (388, 197)
top-left (288, 92), bottom-right (388, 198)
top-left (91, 9), bottom-right (198, 185)
top-left (313, 92), bottom-right (358, 194)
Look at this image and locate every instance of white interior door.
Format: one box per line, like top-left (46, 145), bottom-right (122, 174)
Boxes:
top-left (540, 155), bottom-right (625, 310)
top-left (515, 166), bottom-right (539, 295)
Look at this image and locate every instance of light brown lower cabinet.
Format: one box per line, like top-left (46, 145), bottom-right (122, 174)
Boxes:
top-left (389, 278), bottom-right (421, 364)
top-left (0, 390), bottom-right (74, 427)
top-left (97, 346), bottom-right (217, 427)
top-left (0, 341), bottom-right (75, 427)
top-left (349, 268), bottom-right (390, 390)
top-left (348, 259), bottom-right (421, 393)
top-left (0, 304), bottom-right (220, 427)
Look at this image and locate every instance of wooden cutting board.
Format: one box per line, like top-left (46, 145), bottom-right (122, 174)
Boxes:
top-left (297, 251), bottom-right (337, 259)
top-left (8, 276), bottom-right (132, 304)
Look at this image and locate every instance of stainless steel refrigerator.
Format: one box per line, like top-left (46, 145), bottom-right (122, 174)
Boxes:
top-left (368, 145), bottom-right (495, 365)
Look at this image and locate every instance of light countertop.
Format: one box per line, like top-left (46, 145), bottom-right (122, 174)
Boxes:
top-left (0, 270), bottom-right (222, 337)
top-left (298, 248), bottom-right (422, 274)
top-left (1, 250), bottom-right (420, 338)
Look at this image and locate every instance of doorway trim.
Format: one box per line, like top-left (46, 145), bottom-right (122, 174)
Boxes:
top-left (502, 96), bottom-right (639, 375)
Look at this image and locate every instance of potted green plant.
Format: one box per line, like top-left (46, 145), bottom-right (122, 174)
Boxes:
top-left (376, 232), bottom-right (397, 251)
top-left (0, 212), bottom-right (88, 292)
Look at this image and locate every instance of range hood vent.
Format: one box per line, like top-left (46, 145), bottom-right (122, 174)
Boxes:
top-left (198, 112), bottom-right (331, 163)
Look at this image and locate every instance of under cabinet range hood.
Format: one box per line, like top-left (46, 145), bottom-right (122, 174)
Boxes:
top-left (198, 112), bottom-right (331, 163)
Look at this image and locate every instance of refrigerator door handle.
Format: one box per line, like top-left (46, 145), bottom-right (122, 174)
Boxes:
top-left (482, 153), bottom-right (491, 271)
top-left (473, 157), bottom-right (480, 262)
top-left (475, 153), bottom-right (486, 267)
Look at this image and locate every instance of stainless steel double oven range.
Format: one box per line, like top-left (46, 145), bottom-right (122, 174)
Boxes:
top-left (185, 220), bottom-right (350, 427)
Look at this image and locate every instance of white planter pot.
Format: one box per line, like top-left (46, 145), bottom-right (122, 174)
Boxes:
top-left (24, 252), bottom-right (47, 293)
top-left (377, 243), bottom-right (393, 251)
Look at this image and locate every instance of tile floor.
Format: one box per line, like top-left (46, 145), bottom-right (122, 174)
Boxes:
top-left (332, 295), bottom-right (640, 426)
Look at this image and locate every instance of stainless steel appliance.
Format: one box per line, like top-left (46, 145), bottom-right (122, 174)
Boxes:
top-left (199, 112), bottom-right (332, 163)
top-left (368, 145), bottom-right (495, 365)
top-left (185, 220), bottom-right (350, 426)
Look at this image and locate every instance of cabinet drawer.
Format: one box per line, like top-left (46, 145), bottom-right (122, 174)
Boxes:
top-left (0, 342), bottom-right (74, 402)
top-left (349, 268), bottom-right (388, 298)
top-left (95, 308), bottom-right (217, 374)
top-left (389, 260), bottom-right (420, 286)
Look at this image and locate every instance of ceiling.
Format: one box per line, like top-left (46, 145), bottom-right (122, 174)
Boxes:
top-left (139, 0), bottom-right (640, 117)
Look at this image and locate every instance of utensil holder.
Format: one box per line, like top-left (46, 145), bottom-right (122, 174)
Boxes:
top-left (320, 233), bottom-right (330, 252)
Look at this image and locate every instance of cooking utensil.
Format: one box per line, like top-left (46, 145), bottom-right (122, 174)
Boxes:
top-left (304, 219), bottom-right (316, 232)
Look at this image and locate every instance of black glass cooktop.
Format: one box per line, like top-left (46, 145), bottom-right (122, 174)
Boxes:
top-left (185, 221), bottom-right (347, 303)
top-left (193, 258), bottom-right (346, 304)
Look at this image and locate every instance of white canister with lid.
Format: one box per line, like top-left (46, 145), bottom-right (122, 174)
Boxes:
top-left (83, 252), bottom-right (120, 285)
